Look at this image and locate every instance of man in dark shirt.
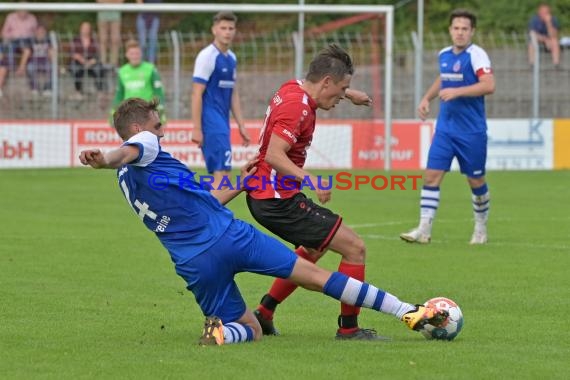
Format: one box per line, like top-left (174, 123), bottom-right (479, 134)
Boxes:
top-left (528, 3), bottom-right (561, 67)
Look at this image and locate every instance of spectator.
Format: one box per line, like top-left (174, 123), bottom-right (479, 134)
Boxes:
top-left (136, 0), bottom-right (161, 64)
top-left (110, 39), bottom-right (166, 124)
top-left (96, 0), bottom-right (124, 67)
top-left (22, 25), bottom-right (53, 97)
top-left (528, 3), bottom-right (561, 68)
top-left (1, 5), bottom-right (38, 70)
top-left (69, 21), bottom-right (106, 100)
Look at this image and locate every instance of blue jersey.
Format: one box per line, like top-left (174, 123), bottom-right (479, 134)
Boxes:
top-left (528, 14), bottom-right (560, 37)
top-left (437, 44), bottom-right (492, 134)
top-left (118, 131), bottom-right (234, 264)
top-left (192, 44), bottom-right (237, 135)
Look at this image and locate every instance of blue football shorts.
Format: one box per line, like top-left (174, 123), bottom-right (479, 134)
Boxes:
top-left (173, 219), bottom-right (298, 323)
top-left (427, 131), bottom-right (488, 177)
top-left (201, 133), bottom-right (232, 174)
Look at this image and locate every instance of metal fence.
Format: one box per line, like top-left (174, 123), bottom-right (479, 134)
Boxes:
top-left (1, 30), bottom-right (569, 121)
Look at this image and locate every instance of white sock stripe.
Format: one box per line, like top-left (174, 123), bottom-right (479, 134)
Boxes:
top-left (340, 277), bottom-right (362, 305)
top-left (421, 199), bottom-right (440, 208)
top-left (362, 285), bottom-right (379, 308)
top-left (421, 189), bottom-right (440, 199)
top-left (230, 323), bottom-right (247, 339)
top-left (224, 322), bottom-right (248, 343)
top-left (224, 325), bottom-right (237, 343)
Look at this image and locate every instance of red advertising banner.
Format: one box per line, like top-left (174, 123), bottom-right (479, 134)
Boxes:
top-left (71, 121), bottom-right (263, 168)
top-left (352, 120), bottom-right (431, 169)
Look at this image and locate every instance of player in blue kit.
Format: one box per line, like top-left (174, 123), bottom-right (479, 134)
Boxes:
top-left (79, 98), bottom-right (447, 346)
top-left (191, 11), bottom-right (250, 188)
top-left (400, 9), bottom-right (495, 245)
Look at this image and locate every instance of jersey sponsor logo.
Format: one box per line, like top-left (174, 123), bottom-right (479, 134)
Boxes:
top-left (125, 79), bottom-right (146, 91)
top-left (154, 215), bottom-right (171, 232)
top-left (273, 94), bottom-right (282, 105)
top-left (218, 80), bottom-right (235, 88)
top-left (281, 128), bottom-right (297, 143)
top-left (453, 60), bottom-right (461, 72)
top-left (118, 166), bottom-right (129, 178)
top-left (441, 73), bottom-right (464, 81)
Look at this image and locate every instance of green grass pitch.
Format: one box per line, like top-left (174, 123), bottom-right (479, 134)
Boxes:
top-left (1, 168), bottom-right (569, 379)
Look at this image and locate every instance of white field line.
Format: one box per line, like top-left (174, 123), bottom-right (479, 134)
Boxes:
top-left (350, 217), bottom-right (570, 250)
top-left (358, 234), bottom-right (569, 250)
top-left (349, 216), bottom-right (570, 230)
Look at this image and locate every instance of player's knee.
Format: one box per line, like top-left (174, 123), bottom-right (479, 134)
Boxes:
top-left (468, 177), bottom-right (486, 188)
top-left (342, 236), bottom-right (366, 263)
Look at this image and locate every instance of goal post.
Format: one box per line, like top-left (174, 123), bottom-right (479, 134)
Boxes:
top-left (0, 2), bottom-right (395, 170)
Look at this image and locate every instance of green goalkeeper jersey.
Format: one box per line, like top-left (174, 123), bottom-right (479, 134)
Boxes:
top-left (111, 62), bottom-right (166, 122)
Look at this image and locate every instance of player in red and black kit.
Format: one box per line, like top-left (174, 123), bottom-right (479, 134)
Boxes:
top-left (246, 44), bottom-right (383, 340)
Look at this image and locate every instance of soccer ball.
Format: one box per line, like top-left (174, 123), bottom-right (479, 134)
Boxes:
top-left (421, 297), bottom-right (464, 341)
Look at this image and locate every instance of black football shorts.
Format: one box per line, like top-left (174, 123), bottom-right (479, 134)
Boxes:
top-left (246, 192), bottom-right (342, 251)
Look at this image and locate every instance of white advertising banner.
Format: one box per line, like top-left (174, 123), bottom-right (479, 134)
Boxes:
top-left (486, 119), bottom-right (553, 170)
top-left (0, 123), bottom-right (71, 168)
top-left (439, 119), bottom-right (554, 171)
top-left (305, 124), bottom-right (352, 168)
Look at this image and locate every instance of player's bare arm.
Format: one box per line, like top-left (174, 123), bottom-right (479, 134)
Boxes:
top-left (439, 74), bottom-right (495, 101)
top-left (191, 82), bottom-right (206, 147)
top-left (265, 134), bottom-right (332, 204)
top-left (79, 145), bottom-right (140, 169)
top-left (541, 10), bottom-right (558, 39)
top-left (345, 88), bottom-right (372, 106)
top-left (210, 158), bottom-right (258, 205)
top-left (231, 87), bottom-right (251, 146)
top-left (418, 77), bottom-right (441, 120)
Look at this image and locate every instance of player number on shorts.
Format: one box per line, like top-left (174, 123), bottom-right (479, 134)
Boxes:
top-left (225, 150), bottom-right (232, 167)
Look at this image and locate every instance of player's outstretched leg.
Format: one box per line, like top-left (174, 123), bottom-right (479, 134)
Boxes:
top-left (198, 316), bottom-right (256, 346)
top-left (288, 258), bottom-right (448, 334)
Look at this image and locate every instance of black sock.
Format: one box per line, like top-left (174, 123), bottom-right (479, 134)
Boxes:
top-left (338, 315), bottom-right (358, 329)
top-left (260, 294), bottom-right (280, 312)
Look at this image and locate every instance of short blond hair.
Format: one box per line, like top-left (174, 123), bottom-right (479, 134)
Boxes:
top-left (113, 98), bottom-right (160, 140)
top-left (125, 39), bottom-right (140, 51)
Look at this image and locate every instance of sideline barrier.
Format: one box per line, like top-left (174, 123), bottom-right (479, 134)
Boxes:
top-left (1, 119), bottom-right (568, 169)
top-left (1, 120), bottom-right (430, 170)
